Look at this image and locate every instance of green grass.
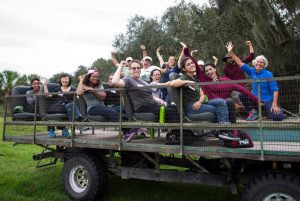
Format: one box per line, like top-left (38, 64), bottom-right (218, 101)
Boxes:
top-left (0, 116), bottom-right (241, 201)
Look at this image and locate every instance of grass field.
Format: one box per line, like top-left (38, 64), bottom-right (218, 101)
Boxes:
top-left (0, 116), bottom-right (241, 201)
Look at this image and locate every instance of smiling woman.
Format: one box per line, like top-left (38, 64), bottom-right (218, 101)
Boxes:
top-left (76, 69), bottom-right (119, 122)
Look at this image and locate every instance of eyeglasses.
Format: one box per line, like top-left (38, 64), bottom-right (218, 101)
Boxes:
top-left (131, 67), bottom-right (142, 70)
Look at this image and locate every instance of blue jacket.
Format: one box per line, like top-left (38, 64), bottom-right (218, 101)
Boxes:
top-left (241, 63), bottom-right (278, 102)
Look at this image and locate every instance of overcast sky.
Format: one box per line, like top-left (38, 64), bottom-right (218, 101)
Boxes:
top-left (0, 0), bottom-right (208, 78)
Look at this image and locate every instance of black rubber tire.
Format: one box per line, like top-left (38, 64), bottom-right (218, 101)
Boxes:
top-left (243, 172), bottom-right (300, 201)
top-left (62, 152), bottom-right (107, 201)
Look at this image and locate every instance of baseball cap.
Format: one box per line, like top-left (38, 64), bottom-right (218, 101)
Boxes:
top-left (222, 54), bottom-right (232, 62)
top-left (141, 56), bottom-right (152, 62)
top-left (197, 60), bottom-right (204, 66)
top-left (126, 57), bottom-right (133, 62)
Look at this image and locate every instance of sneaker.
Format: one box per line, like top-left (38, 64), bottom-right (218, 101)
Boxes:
top-left (124, 132), bottom-right (137, 142)
top-left (75, 116), bottom-right (84, 122)
top-left (78, 127), bottom-right (90, 132)
top-left (246, 110), bottom-right (259, 121)
top-left (134, 133), bottom-right (147, 140)
top-left (48, 129), bottom-right (56, 138)
top-left (62, 128), bottom-right (70, 137)
top-left (218, 131), bottom-right (240, 141)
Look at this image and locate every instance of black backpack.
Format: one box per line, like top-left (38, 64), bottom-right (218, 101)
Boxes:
top-left (165, 129), bottom-right (203, 145)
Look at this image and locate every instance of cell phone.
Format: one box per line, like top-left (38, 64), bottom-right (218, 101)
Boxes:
top-left (159, 44), bottom-right (164, 49)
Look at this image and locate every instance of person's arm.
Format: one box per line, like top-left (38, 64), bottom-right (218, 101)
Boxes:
top-left (156, 47), bottom-right (167, 73)
top-left (140, 44), bottom-right (147, 57)
top-left (192, 88), bottom-right (205, 111)
top-left (177, 42), bottom-right (187, 69)
top-left (157, 81), bottom-right (170, 86)
top-left (231, 83), bottom-right (259, 104)
top-left (271, 91), bottom-right (281, 114)
top-left (180, 42), bottom-right (206, 81)
top-left (76, 75), bottom-right (86, 96)
top-left (242, 41), bottom-right (255, 63)
top-left (152, 95), bottom-right (166, 106)
top-left (26, 90), bottom-right (36, 105)
top-left (111, 52), bottom-right (120, 67)
top-left (226, 41), bottom-right (244, 67)
top-left (94, 86), bottom-right (106, 101)
top-left (40, 78), bottom-right (52, 97)
top-left (190, 49), bottom-right (198, 58)
top-left (170, 78), bottom-right (194, 87)
top-left (112, 61), bottom-right (126, 88)
top-left (212, 56), bottom-right (218, 66)
top-left (268, 75), bottom-right (281, 114)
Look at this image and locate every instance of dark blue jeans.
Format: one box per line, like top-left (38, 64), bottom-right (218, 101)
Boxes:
top-left (65, 102), bottom-right (82, 121)
top-left (185, 98), bottom-right (230, 123)
top-left (239, 94), bottom-right (284, 121)
top-left (88, 104), bottom-right (119, 122)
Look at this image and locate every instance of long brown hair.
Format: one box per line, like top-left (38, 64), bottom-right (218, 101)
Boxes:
top-left (179, 57), bottom-right (191, 74)
top-left (83, 69), bottom-right (101, 87)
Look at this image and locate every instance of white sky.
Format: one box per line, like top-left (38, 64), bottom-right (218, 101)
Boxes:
top-left (0, 0), bottom-right (208, 78)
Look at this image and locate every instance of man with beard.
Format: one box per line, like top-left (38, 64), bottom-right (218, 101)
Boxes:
top-left (222, 41), bottom-right (255, 82)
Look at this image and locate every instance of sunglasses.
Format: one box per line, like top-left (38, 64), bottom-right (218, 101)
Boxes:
top-left (131, 67), bottom-right (142, 70)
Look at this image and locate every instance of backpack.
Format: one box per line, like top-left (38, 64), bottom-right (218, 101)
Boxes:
top-left (219, 130), bottom-right (254, 148)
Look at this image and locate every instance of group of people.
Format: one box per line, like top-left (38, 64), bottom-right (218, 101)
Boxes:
top-left (26, 74), bottom-right (83, 138)
top-left (25, 41), bottom-right (285, 140)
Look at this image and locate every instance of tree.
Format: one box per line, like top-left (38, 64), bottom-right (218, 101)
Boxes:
top-left (0, 70), bottom-right (21, 105)
top-left (212, 0), bottom-right (300, 75)
top-left (92, 58), bottom-right (115, 82)
top-left (113, 15), bottom-right (173, 66)
top-left (73, 65), bottom-right (88, 86)
top-left (15, 74), bottom-right (41, 86)
top-left (0, 70), bottom-right (21, 95)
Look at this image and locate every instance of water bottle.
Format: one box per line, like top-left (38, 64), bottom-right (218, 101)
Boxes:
top-left (204, 95), bottom-right (209, 103)
top-left (150, 128), bottom-right (155, 139)
top-left (159, 105), bottom-right (165, 124)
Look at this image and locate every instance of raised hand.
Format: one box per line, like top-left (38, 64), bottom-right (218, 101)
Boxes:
top-left (78, 75), bottom-right (85, 82)
top-left (40, 78), bottom-right (48, 85)
top-left (140, 44), bottom-right (145, 50)
top-left (119, 60), bottom-right (128, 67)
top-left (225, 41), bottom-right (234, 53)
top-left (245, 41), bottom-right (252, 46)
top-left (180, 42), bottom-right (187, 48)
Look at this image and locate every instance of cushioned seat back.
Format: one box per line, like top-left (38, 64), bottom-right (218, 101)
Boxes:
top-left (10, 86), bottom-right (41, 121)
top-left (39, 83), bottom-right (65, 114)
top-left (38, 83), bottom-right (69, 121)
top-left (169, 86), bottom-right (183, 114)
top-left (11, 86), bottom-right (32, 113)
top-left (121, 91), bottom-right (134, 120)
top-left (121, 90), bottom-right (156, 121)
top-left (80, 94), bottom-right (106, 122)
